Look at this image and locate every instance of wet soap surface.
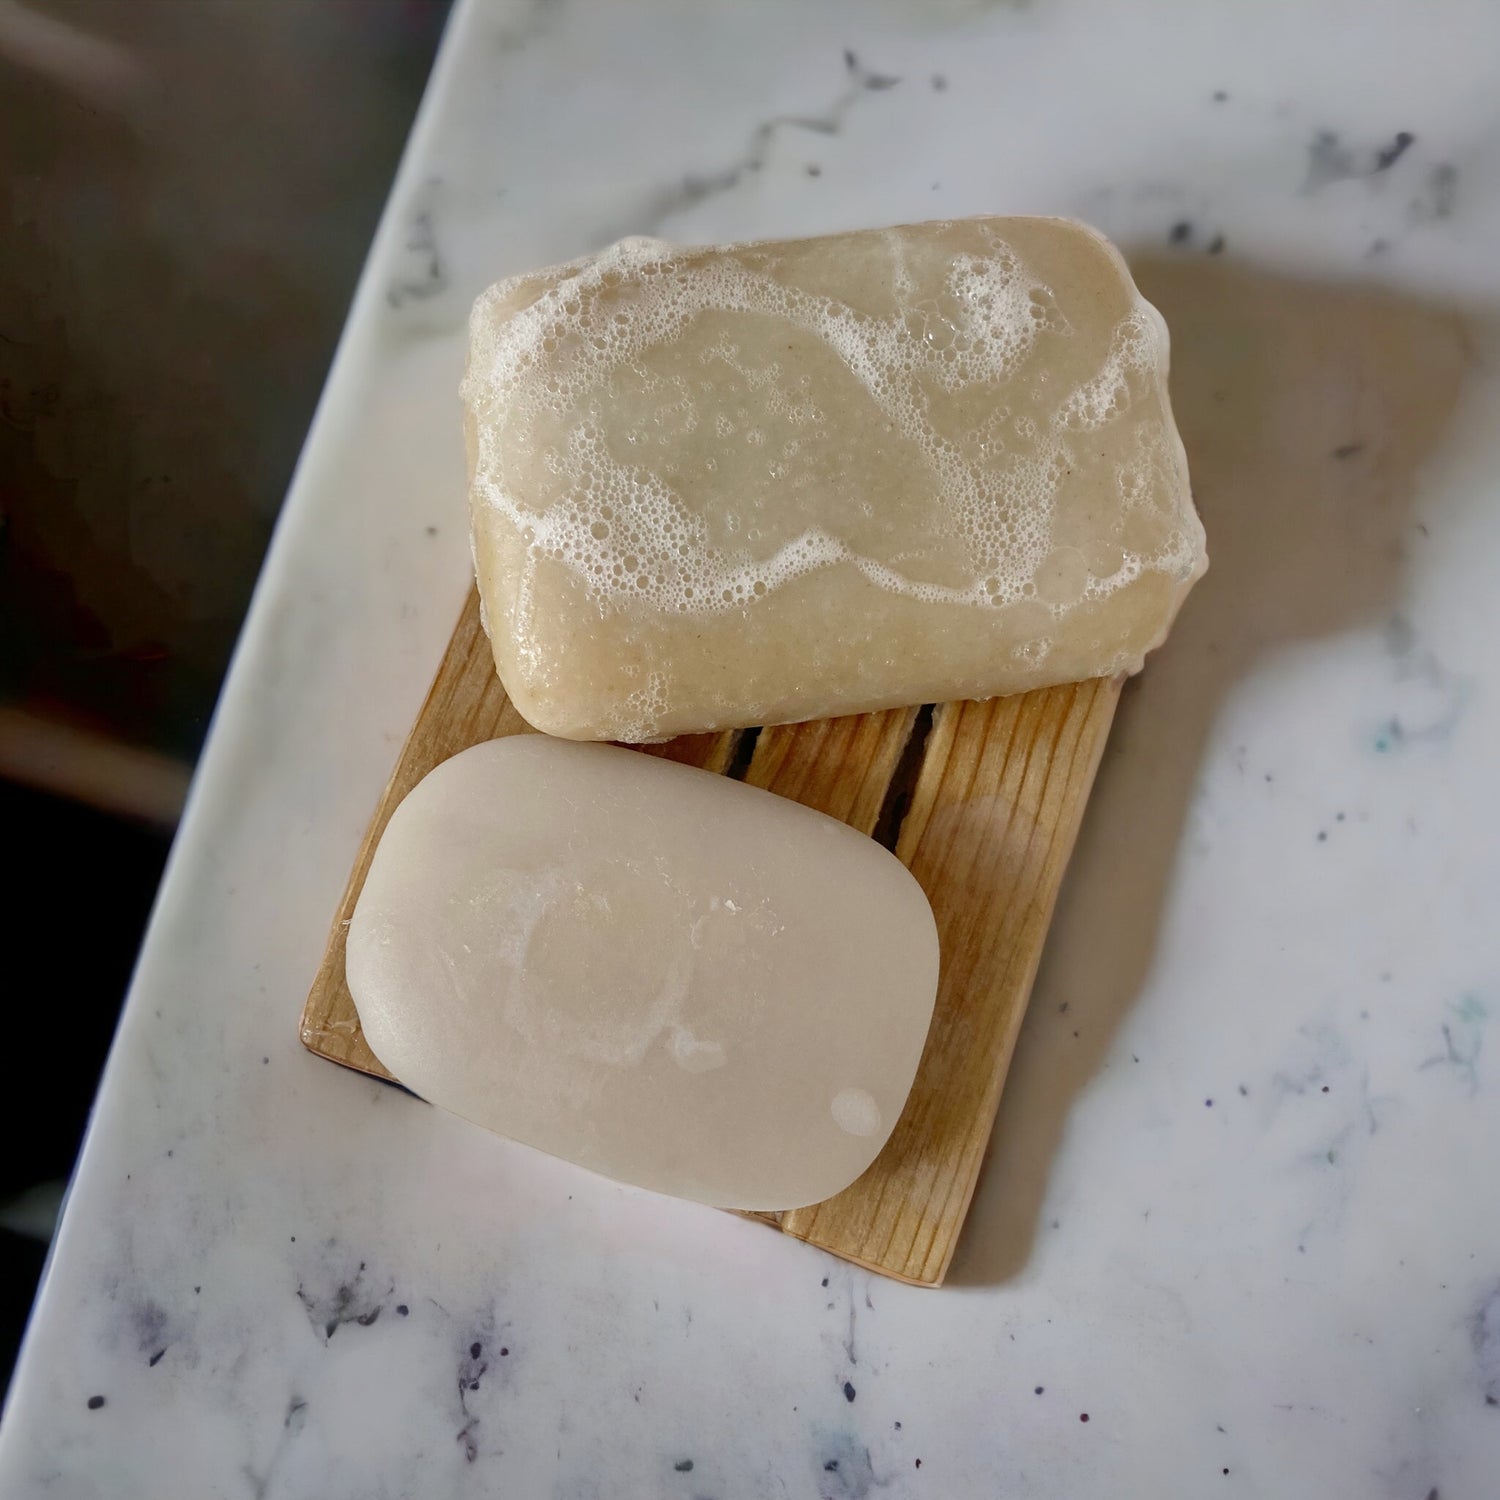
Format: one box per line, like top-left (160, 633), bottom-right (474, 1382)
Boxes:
top-left (464, 216), bottom-right (1205, 740)
top-left (346, 737), bottom-right (939, 1210)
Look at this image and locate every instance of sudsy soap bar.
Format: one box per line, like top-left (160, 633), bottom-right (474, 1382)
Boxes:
top-left (462, 216), bottom-right (1205, 740)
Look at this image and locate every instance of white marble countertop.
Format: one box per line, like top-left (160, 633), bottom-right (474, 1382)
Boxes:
top-left (5, 1), bottom-right (1499, 1494)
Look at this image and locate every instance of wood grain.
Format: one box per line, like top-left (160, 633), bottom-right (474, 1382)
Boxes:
top-left (743, 706), bottom-right (920, 833)
top-left (300, 584), bottom-right (1120, 1284)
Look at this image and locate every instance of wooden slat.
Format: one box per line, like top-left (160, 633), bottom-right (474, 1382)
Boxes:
top-left (637, 729), bottom-right (743, 775)
top-left (775, 679), bottom-right (1120, 1283)
top-left (300, 585), bottom-right (1120, 1284)
top-left (743, 705), bottom-right (920, 832)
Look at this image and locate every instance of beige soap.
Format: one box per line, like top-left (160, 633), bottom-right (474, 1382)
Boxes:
top-left (346, 737), bottom-right (939, 1209)
top-left (463, 216), bottom-right (1205, 741)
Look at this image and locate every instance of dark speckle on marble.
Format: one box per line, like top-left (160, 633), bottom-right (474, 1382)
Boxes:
top-left (638, 47), bottom-right (902, 235)
top-left (845, 48), bottom-right (900, 90)
top-left (675, 1458), bottom-right (695, 1472)
top-left (1416, 996), bottom-right (1488, 1092)
top-left (1308, 128), bottom-right (1424, 191)
top-left (1374, 130), bottom-right (1416, 171)
top-left (295, 1259), bottom-right (391, 1342)
top-left (806, 163), bottom-right (822, 177)
top-left (1169, 220), bottom-right (1193, 245)
top-left (387, 177), bottom-right (447, 308)
top-left (130, 1300), bottom-right (171, 1361)
top-left (460, 1344), bottom-right (490, 1402)
top-left (87, 1395), bottom-right (105, 1410)
top-left (843, 1380), bottom-right (857, 1402)
top-left (815, 1432), bottom-right (878, 1497)
top-left (396, 1304), bottom-right (409, 1316)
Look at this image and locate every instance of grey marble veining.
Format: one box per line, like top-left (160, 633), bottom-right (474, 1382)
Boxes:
top-left (3, 0), bottom-right (1499, 1495)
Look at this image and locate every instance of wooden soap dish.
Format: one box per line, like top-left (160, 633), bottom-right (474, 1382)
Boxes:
top-left (301, 586), bottom-right (1120, 1286)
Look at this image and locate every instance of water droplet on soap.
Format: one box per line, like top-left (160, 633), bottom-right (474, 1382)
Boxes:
top-left (831, 1087), bottom-right (881, 1137)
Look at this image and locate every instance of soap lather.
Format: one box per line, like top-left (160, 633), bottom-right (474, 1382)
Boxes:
top-left (462, 216), bottom-right (1205, 741)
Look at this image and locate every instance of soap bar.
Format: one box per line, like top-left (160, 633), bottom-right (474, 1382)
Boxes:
top-left (346, 738), bottom-right (939, 1210)
top-left (463, 216), bottom-right (1205, 741)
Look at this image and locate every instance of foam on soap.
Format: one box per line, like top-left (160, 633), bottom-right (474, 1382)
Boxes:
top-left (463, 217), bottom-right (1206, 740)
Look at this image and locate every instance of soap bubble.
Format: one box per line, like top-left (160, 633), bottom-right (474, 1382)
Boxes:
top-left (461, 225), bottom-right (1199, 629)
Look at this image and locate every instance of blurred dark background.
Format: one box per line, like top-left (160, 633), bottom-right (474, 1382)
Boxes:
top-left (0, 0), bottom-right (451, 1396)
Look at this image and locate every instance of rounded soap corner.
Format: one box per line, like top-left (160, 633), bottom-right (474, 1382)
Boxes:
top-left (499, 680), bottom-right (617, 744)
top-left (501, 686), bottom-right (582, 741)
top-left (882, 837), bottom-right (941, 966)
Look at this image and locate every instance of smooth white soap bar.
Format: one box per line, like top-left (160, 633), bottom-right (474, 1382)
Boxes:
top-left (347, 738), bottom-right (939, 1209)
top-left (463, 216), bottom-right (1205, 741)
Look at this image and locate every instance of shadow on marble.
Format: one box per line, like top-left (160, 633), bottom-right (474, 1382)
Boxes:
top-left (948, 253), bottom-right (1485, 1286)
